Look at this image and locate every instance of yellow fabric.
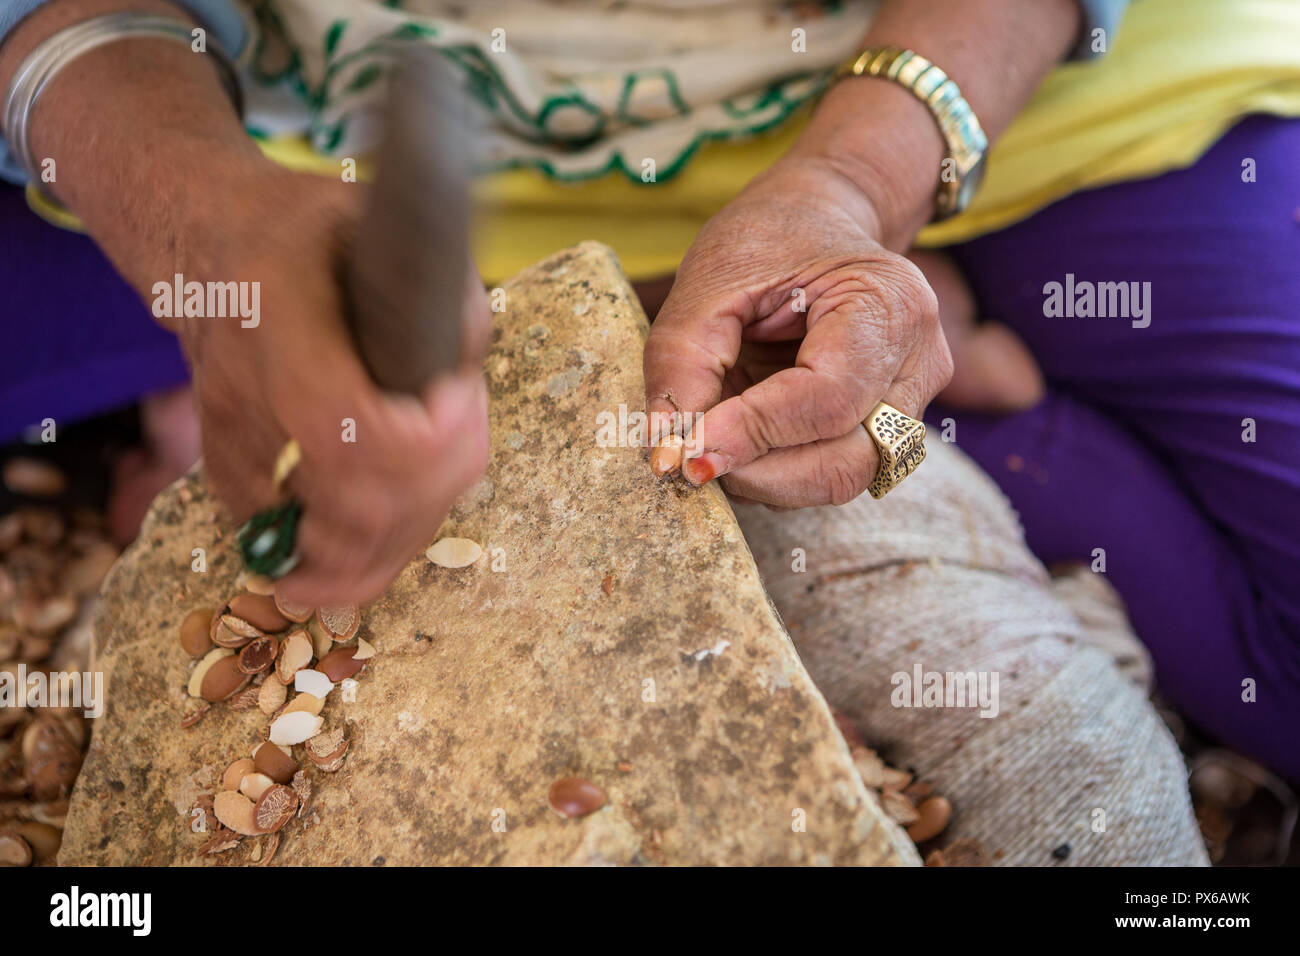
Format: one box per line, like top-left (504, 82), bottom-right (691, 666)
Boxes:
top-left (29, 0), bottom-right (1300, 284)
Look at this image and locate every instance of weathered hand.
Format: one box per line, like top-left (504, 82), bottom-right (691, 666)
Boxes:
top-left (178, 167), bottom-right (490, 605)
top-left (644, 157), bottom-right (952, 508)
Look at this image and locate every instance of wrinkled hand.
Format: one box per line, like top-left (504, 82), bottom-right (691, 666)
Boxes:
top-left (644, 157), bottom-right (952, 508)
top-left (179, 168), bottom-right (490, 605)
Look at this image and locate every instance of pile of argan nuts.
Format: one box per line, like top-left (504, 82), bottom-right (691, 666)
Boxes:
top-left (0, 457), bottom-right (118, 867)
top-left (179, 576), bottom-right (372, 865)
top-left (834, 711), bottom-right (988, 866)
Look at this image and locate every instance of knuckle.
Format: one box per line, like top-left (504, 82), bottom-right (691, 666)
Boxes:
top-left (933, 335), bottom-right (956, 391)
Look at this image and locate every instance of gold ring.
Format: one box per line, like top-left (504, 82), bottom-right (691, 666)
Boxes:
top-left (864, 402), bottom-right (926, 499)
top-left (272, 438), bottom-right (302, 492)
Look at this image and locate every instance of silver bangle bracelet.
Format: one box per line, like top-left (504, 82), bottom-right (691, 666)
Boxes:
top-left (2, 11), bottom-right (243, 181)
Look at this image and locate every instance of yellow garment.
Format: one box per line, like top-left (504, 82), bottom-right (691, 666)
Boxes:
top-left (28, 0), bottom-right (1300, 284)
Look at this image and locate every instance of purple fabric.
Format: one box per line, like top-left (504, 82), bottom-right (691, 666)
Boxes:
top-left (933, 115), bottom-right (1300, 780)
top-left (0, 185), bottom-right (189, 441)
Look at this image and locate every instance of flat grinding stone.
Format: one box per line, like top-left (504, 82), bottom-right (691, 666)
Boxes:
top-left (59, 242), bottom-right (917, 866)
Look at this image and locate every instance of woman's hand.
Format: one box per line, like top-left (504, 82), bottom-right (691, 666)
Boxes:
top-left (644, 157), bottom-right (953, 508)
top-left (179, 166), bottom-right (490, 605)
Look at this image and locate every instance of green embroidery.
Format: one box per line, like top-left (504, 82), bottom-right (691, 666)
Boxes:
top-left (255, 1), bottom-right (836, 186)
top-left (324, 19), bottom-right (348, 57)
top-left (345, 63), bottom-right (384, 94)
top-left (617, 69), bottom-right (690, 127)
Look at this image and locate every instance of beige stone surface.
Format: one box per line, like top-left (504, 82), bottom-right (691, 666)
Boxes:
top-left (59, 242), bottom-right (917, 866)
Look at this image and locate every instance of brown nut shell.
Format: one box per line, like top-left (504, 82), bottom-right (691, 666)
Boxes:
top-left (0, 828), bottom-right (33, 867)
top-left (252, 741), bottom-right (299, 784)
top-left (906, 796), bottom-right (953, 843)
top-left (179, 607), bottom-right (215, 658)
top-left (273, 590), bottom-right (315, 624)
top-left (238, 636), bottom-right (278, 674)
top-left (253, 784), bottom-right (298, 834)
top-left (650, 434), bottom-right (684, 477)
top-left (222, 758), bottom-right (255, 791)
top-left (316, 605), bottom-right (360, 642)
top-left (199, 654), bottom-right (251, 702)
top-left (229, 593), bottom-right (290, 633)
top-left (317, 646), bottom-right (365, 682)
top-left (275, 631), bottom-right (314, 683)
top-left (187, 647), bottom-right (234, 698)
top-left (547, 777), bottom-right (607, 818)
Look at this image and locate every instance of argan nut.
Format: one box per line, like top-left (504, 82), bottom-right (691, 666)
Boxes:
top-left (906, 796), bottom-right (953, 843)
top-left (188, 647), bottom-right (234, 698)
top-left (238, 636), bottom-right (278, 674)
top-left (426, 537), bottom-right (482, 568)
top-left (275, 630), bottom-right (313, 683)
top-left (0, 828), bottom-right (33, 867)
top-left (880, 788), bottom-right (920, 826)
top-left (547, 777), bottom-right (606, 818)
top-left (280, 693), bottom-right (325, 717)
top-left (650, 434), bottom-right (684, 477)
top-left (238, 772), bottom-right (274, 801)
top-left (851, 748), bottom-right (887, 789)
top-left (211, 618), bottom-right (254, 649)
top-left (257, 677), bottom-right (287, 716)
top-left (294, 669), bottom-right (334, 698)
top-left (239, 572), bottom-right (276, 596)
top-left (307, 617), bottom-right (333, 659)
top-left (881, 767), bottom-right (913, 791)
top-left (903, 781), bottom-right (933, 803)
top-left (317, 646), bottom-right (364, 682)
top-left (252, 741), bottom-right (298, 784)
top-left (229, 593), bottom-right (290, 633)
top-left (306, 728), bottom-right (349, 770)
top-left (199, 654), bottom-right (251, 702)
top-left (273, 591), bottom-right (315, 624)
top-left (316, 605), bottom-right (360, 642)
top-left (352, 638), bottom-right (376, 661)
top-left (253, 784), bottom-right (298, 834)
top-left (269, 710), bottom-right (323, 746)
top-left (14, 822), bottom-right (61, 863)
top-left (223, 758), bottom-right (256, 791)
top-left (2, 457), bottom-right (67, 498)
top-left (179, 607), bottom-right (215, 658)
top-left (219, 614), bottom-right (265, 641)
top-left (212, 790), bottom-right (261, 836)
top-left (16, 594), bottom-right (76, 634)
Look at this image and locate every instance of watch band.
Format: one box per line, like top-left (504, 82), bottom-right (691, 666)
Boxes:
top-left (837, 45), bottom-right (988, 221)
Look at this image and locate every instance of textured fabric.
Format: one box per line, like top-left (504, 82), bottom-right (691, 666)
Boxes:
top-left (932, 114), bottom-right (1300, 781)
top-left (737, 440), bottom-right (1209, 866)
top-left (224, 0), bottom-right (1300, 282)
top-left (0, 0), bottom-right (249, 183)
top-left (246, 0), bottom-right (875, 181)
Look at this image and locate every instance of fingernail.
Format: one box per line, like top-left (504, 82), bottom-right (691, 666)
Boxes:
top-left (683, 451), bottom-right (728, 485)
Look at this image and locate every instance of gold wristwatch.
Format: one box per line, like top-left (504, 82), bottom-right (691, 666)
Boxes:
top-left (837, 45), bottom-right (988, 221)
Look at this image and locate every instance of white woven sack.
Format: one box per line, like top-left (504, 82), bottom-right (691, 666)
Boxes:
top-left (736, 440), bottom-right (1208, 866)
